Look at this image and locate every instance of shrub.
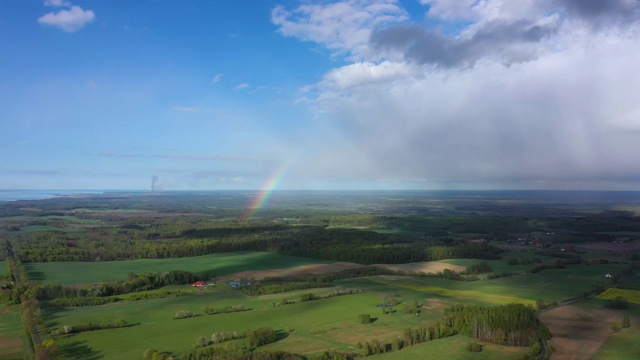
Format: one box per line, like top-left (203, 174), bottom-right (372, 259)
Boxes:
top-left (196, 336), bottom-right (208, 347)
top-left (174, 310), bottom-right (198, 319)
top-left (359, 314), bottom-right (371, 324)
top-left (536, 299), bottom-right (547, 310)
top-left (143, 348), bottom-right (157, 359)
top-left (466, 342), bottom-right (483, 352)
top-left (245, 327), bottom-right (277, 349)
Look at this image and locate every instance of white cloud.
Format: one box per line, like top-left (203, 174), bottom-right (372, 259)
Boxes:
top-left (234, 83), bottom-right (250, 90)
top-left (272, 0), bottom-right (408, 60)
top-left (211, 73), bottom-right (223, 84)
top-left (44, 0), bottom-right (71, 7)
top-left (278, 0), bottom-right (640, 189)
top-left (38, 5), bottom-right (95, 32)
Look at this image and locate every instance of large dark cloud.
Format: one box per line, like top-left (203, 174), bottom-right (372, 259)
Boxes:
top-left (560, 0), bottom-right (640, 23)
top-left (371, 20), bottom-right (558, 68)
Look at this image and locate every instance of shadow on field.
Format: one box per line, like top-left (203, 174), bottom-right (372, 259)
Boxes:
top-left (23, 263), bottom-right (47, 282)
top-left (275, 330), bottom-right (290, 342)
top-left (59, 340), bottom-right (103, 360)
top-left (180, 226), bottom-right (282, 239)
top-left (43, 307), bottom-right (69, 329)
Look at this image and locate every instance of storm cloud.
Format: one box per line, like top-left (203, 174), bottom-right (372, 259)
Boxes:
top-left (371, 19), bottom-right (558, 68)
top-left (275, 0), bottom-right (640, 189)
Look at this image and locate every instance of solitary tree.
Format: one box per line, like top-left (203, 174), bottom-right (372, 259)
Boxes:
top-left (196, 335), bottom-right (207, 347)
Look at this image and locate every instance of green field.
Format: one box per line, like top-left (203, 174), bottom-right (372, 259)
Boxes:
top-left (593, 322), bottom-right (640, 360)
top-left (0, 308), bottom-right (23, 360)
top-left (369, 335), bottom-right (529, 359)
top-left (43, 260), bottom-right (626, 359)
top-left (618, 274), bottom-right (640, 290)
top-left (50, 287), bottom-right (433, 359)
top-left (25, 251), bottom-right (334, 284)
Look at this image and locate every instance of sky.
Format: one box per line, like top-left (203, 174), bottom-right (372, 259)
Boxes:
top-left (2, 0), bottom-right (640, 191)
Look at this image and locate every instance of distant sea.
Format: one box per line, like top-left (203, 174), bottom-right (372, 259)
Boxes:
top-left (0, 190), bottom-right (105, 202)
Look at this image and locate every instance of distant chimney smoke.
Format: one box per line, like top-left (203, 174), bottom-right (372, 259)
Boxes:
top-left (151, 175), bottom-right (159, 192)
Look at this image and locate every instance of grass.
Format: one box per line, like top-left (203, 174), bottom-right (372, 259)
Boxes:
top-left (51, 288), bottom-right (433, 359)
top-left (25, 251), bottom-right (334, 284)
top-left (365, 277), bottom-right (534, 306)
top-left (25, 253), bottom-right (639, 359)
top-left (0, 307), bottom-right (23, 360)
top-left (339, 262), bottom-right (623, 306)
top-left (369, 335), bottom-right (529, 360)
top-left (593, 321), bottom-right (640, 360)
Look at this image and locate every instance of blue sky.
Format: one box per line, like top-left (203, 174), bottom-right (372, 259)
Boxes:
top-left (3, 0), bottom-right (640, 191)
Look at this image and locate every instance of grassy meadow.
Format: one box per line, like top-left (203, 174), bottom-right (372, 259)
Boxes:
top-left (50, 286), bottom-right (430, 358)
top-left (369, 335), bottom-right (529, 359)
top-left (0, 309), bottom-right (23, 360)
top-left (593, 322), bottom-right (640, 360)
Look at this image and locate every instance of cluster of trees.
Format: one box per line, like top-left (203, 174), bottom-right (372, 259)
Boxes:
top-left (46, 290), bottom-right (193, 307)
top-left (443, 303), bottom-right (548, 347)
top-left (2, 257), bottom-right (60, 359)
top-left (7, 270), bottom-right (199, 306)
top-left (272, 289), bottom-right (363, 308)
top-left (210, 331), bottom-right (244, 344)
top-left (355, 318), bottom-right (459, 357)
top-left (241, 282), bottom-right (333, 296)
top-left (529, 258), bottom-right (581, 273)
top-left (189, 327), bottom-right (278, 354)
top-left (51, 318), bottom-right (129, 336)
top-left (461, 261), bottom-right (493, 275)
top-left (179, 347), bottom-right (306, 360)
top-left (507, 258), bottom-right (542, 265)
top-left (486, 271), bottom-right (516, 279)
top-left (245, 327), bottom-right (278, 349)
top-left (174, 310), bottom-right (198, 320)
top-left (204, 304), bottom-right (248, 315)
top-left (351, 303), bottom-right (546, 358)
top-left (416, 268), bottom-right (468, 281)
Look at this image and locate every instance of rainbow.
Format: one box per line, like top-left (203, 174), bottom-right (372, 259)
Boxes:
top-left (244, 162), bottom-right (291, 220)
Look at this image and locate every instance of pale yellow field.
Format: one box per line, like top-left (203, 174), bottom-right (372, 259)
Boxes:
top-left (597, 288), bottom-right (640, 304)
top-left (374, 261), bottom-right (465, 274)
